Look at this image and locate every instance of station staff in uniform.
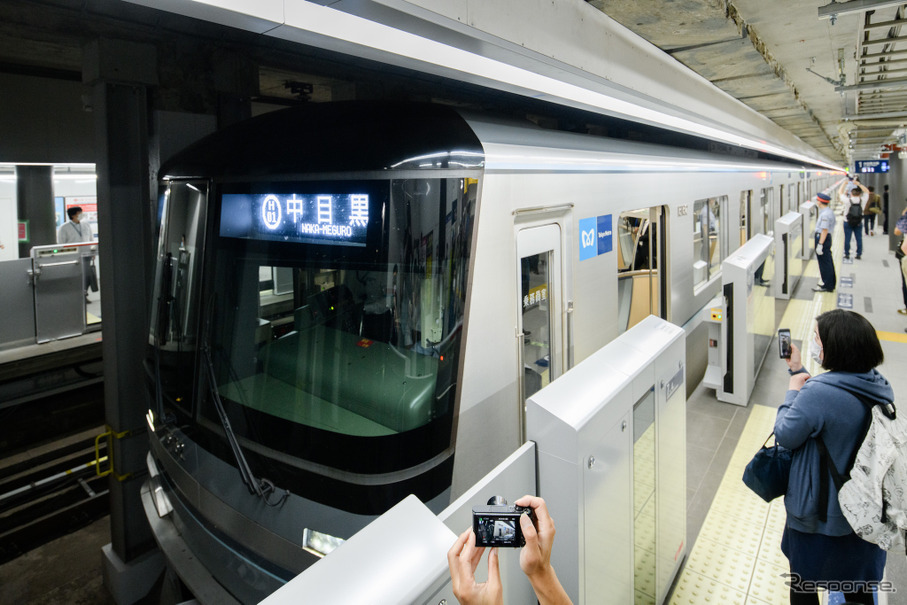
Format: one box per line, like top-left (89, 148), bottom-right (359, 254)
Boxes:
top-left (812, 192), bottom-right (836, 293)
top-left (57, 206), bottom-right (95, 302)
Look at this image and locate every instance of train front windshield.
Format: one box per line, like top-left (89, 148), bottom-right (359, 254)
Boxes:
top-left (154, 176), bottom-right (477, 510)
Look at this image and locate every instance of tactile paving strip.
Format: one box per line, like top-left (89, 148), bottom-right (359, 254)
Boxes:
top-left (670, 405), bottom-right (788, 605)
top-left (669, 568), bottom-right (748, 605)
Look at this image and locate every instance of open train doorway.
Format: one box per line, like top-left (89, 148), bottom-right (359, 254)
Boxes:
top-left (516, 223), bottom-right (565, 441)
top-left (616, 206), bottom-right (667, 333)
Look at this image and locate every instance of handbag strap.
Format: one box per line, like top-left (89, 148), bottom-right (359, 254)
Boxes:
top-left (815, 391), bottom-right (880, 523)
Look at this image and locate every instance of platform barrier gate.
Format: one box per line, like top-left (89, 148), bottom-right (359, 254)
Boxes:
top-left (261, 316), bottom-right (686, 604)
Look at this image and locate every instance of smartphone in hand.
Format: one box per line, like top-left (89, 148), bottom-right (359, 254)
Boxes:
top-left (778, 329), bottom-right (792, 359)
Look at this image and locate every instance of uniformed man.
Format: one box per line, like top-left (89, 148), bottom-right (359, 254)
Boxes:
top-left (812, 192), bottom-right (836, 293)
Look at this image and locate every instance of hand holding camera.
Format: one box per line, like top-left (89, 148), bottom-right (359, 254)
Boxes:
top-left (448, 495), bottom-right (571, 605)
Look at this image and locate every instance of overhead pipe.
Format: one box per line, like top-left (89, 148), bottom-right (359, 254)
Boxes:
top-left (820, 0), bottom-right (907, 19)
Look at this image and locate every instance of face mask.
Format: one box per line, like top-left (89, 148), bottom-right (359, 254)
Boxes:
top-left (810, 335), bottom-right (823, 365)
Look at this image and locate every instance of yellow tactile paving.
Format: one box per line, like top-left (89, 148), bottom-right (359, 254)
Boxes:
top-left (748, 559), bottom-right (791, 604)
top-left (671, 404), bottom-right (788, 605)
top-left (670, 568), bottom-right (749, 605)
top-left (877, 330), bottom-right (907, 344)
top-left (684, 536), bottom-right (757, 594)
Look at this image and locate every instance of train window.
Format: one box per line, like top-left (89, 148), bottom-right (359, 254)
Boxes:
top-left (201, 176), bottom-right (477, 476)
top-left (739, 190), bottom-right (752, 245)
top-left (692, 196), bottom-right (724, 287)
top-left (760, 188), bottom-right (774, 236)
top-left (148, 180), bottom-right (209, 415)
top-left (616, 207), bottom-right (666, 332)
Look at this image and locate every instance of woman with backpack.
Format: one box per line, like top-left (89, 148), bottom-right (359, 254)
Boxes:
top-left (776, 310), bottom-right (895, 605)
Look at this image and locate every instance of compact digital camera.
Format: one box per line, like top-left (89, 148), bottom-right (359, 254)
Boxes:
top-left (472, 497), bottom-right (536, 548)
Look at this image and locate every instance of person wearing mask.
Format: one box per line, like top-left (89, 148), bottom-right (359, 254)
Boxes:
top-left (57, 206), bottom-right (93, 245)
top-left (776, 310), bottom-right (893, 605)
top-left (57, 206), bottom-right (95, 302)
top-left (838, 179), bottom-right (868, 260)
top-left (812, 192), bottom-right (836, 292)
top-left (447, 495), bottom-right (572, 605)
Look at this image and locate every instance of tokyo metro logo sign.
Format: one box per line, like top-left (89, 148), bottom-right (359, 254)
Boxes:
top-left (579, 214), bottom-right (612, 261)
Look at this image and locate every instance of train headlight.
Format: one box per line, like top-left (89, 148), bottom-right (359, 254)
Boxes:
top-left (302, 528), bottom-right (345, 558)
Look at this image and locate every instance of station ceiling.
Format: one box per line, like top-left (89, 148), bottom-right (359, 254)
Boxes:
top-left (590, 0), bottom-right (907, 165)
top-left (1, 1), bottom-right (903, 166)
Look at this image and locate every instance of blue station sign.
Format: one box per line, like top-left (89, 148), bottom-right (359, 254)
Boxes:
top-left (854, 160), bottom-right (889, 174)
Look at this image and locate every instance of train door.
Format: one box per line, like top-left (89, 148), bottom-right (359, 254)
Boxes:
top-left (616, 206), bottom-right (667, 332)
top-left (516, 223), bottom-right (566, 438)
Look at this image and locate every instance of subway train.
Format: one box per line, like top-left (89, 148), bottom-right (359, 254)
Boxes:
top-left (143, 101), bottom-right (837, 602)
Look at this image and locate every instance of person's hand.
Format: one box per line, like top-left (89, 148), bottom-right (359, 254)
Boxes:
top-left (514, 495), bottom-right (571, 605)
top-left (514, 495), bottom-right (554, 579)
top-left (789, 372), bottom-right (810, 391)
top-left (785, 343), bottom-right (803, 373)
top-left (447, 528), bottom-right (502, 605)
top-left (815, 243), bottom-right (823, 255)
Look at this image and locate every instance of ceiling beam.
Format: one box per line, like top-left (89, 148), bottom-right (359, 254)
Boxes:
top-left (860, 34), bottom-right (907, 46)
top-left (820, 0), bottom-right (907, 20)
top-left (864, 17), bottom-right (907, 31)
top-left (862, 48), bottom-right (907, 60)
top-left (836, 76), bottom-right (907, 91)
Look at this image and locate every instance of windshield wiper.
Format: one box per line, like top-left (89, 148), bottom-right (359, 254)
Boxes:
top-left (202, 344), bottom-right (263, 497)
top-left (202, 346), bottom-right (290, 507)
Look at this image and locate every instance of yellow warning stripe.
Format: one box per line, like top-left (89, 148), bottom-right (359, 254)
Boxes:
top-left (877, 330), bottom-right (907, 344)
top-left (669, 404), bottom-right (791, 604)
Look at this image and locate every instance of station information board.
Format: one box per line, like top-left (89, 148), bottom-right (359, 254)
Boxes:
top-left (855, 160), bottom-right (889, 173)
top-left (220, 192), bottom-right (370, 247)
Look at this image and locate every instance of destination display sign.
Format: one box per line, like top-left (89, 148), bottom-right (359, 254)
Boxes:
top-left (220, 192), bottom-right (370, 246)
top-left (855, 160), bottom-right (889, 173)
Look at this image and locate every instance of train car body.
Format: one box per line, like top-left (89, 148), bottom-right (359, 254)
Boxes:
top-left (143, 102), bottom-right (836, 602)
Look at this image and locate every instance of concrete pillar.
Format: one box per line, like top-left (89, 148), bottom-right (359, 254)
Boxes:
top-left (888, 155), bottom-right (907, 251)
top-left (84, 38), bottom-right (163, 604)
top-left (15, 165), bottom-right (54, 257)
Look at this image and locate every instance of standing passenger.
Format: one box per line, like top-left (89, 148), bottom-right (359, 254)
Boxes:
top-left (895, 207), bottom-right (907, 320)
top-left (838, 179), bottom-right (868, 260)
top-left (57, 206), bottom-right (94, 302)
top-left (812, 193), bottom-right (836, 292)
top-left (883, 184), bottom-right (890, 234)
top-left (776, 310), bottom-right (892, 605)
top-left (862, 186), bottom-right (880, 236)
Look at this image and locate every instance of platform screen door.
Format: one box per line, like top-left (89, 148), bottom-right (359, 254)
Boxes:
top-left (516, 224), bottom-right (564, 439)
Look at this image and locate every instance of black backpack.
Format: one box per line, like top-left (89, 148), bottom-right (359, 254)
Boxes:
top-left (846, 201), bottom-right (863, 226)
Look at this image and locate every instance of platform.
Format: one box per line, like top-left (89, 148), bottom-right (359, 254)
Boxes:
top-left (679, 218), bottom-right (907, 605)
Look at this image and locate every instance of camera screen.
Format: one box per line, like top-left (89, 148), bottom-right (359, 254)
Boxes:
top-left (474, 515), bottom-right (522, 547)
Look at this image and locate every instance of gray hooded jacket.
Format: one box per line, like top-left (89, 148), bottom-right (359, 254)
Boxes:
top-left (775, 369), bottom-right (895, 535)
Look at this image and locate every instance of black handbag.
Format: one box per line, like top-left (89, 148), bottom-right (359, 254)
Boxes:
top-left (897, 236), bottom-right (905, 261)
top-left (742, 433), bottom-right (792, 503)
top-left (88, 259), bottom-right (99, 292)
